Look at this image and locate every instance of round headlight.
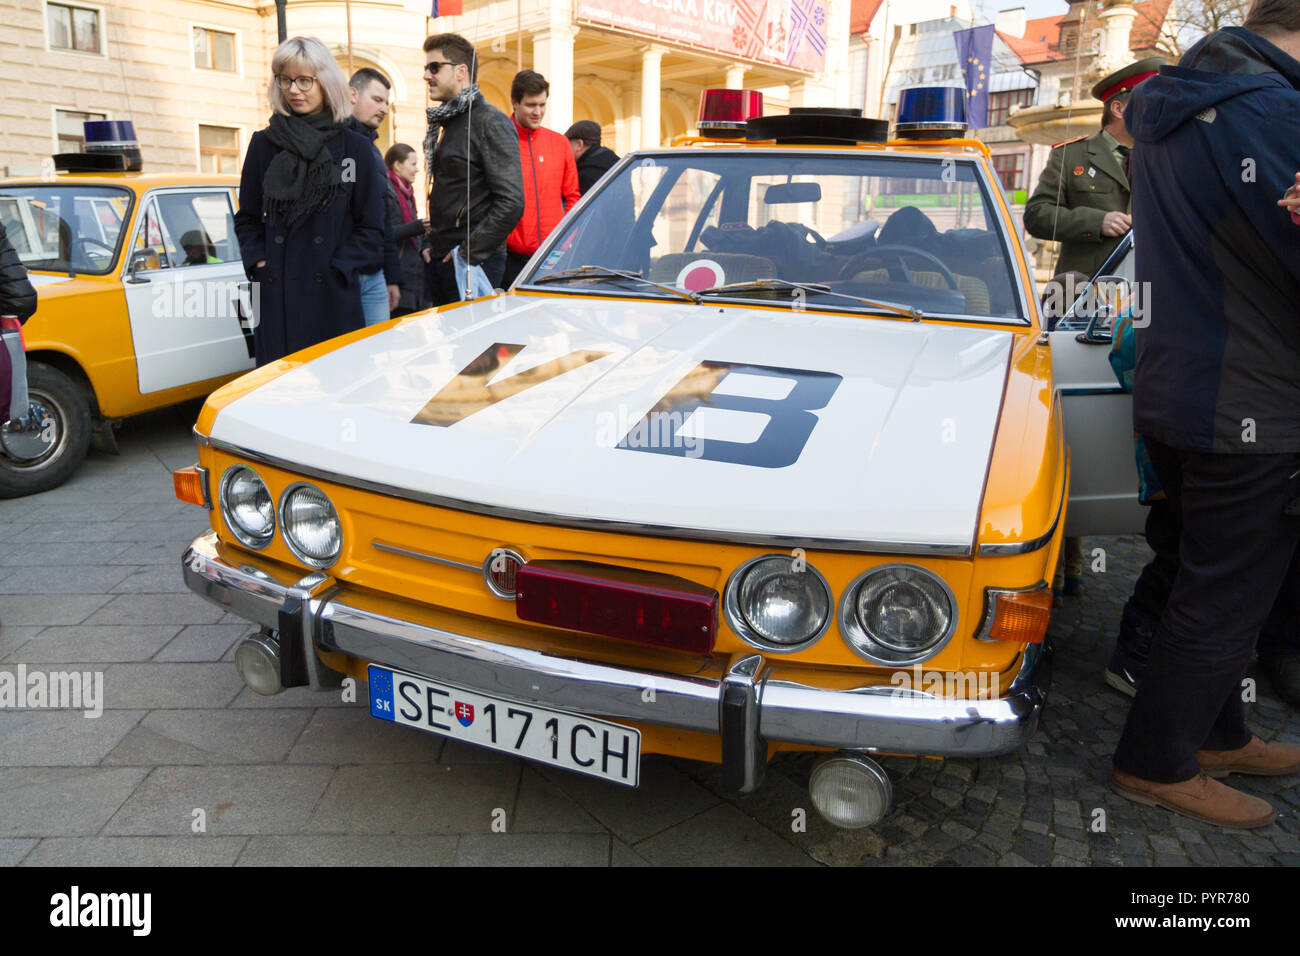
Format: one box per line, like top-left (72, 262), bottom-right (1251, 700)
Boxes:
top-left (219, 465), bottom-right (274, 549)
top-left (725, 555), bottom-right (832, 650)
top-left (278, 482), bottom-right (341, 568)
top-left (839, 565), bottom-right (956, 665)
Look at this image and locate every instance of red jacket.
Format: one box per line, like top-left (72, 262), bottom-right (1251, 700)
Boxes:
top-left (506, 119), bottom-right (581, 257)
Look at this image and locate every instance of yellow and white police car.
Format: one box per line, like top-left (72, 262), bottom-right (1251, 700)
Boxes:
top-left (0, 122), bottom-right (251, 497)
top-left (176, 90), bottom-right (1138, 828)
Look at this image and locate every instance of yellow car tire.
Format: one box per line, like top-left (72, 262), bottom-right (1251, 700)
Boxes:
top-left (0, 361), bottom-right (93, 498)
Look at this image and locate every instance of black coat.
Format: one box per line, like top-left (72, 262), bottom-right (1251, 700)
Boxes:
top-left (345, 117), bottom-right (403, 287)
top-left (234, 126), bottom-right (386, 366)
top-left (0, 221), bottom-right (37, 323)
top-left (385, 175), bottom-right (429, 314)
top-left (576, 145), bottom-right (619, 195)
top-left (425, 93), bottom-right (524, 265)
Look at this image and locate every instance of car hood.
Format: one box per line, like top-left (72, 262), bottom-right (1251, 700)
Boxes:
top-left (209, 295), bottom-right (1014, 551)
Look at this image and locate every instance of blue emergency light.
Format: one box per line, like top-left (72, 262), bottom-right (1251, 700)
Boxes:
top-left (54, 120), bottom-right (143, 172)
top-left (894, 87), bottom-right (967, 139)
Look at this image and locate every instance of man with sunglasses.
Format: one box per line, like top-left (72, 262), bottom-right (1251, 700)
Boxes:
top-left (420, 33), bottom-right (523, 304)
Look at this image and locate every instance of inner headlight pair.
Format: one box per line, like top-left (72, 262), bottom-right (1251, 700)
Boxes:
top-left (218, 465), bottom-right (341, 569)
top-left (723, 556), bottom-right (955, 663)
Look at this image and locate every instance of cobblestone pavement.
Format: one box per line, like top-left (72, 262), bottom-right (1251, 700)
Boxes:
top-left (1, 404), bottom-right (1297, 867)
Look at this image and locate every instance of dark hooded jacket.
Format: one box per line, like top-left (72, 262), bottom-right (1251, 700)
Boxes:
top-left (0, 221), bottom-right (37, 322)
top-left (1127, 27), bottom-right (1300, 453)
top-left (575, 145), bottom-right (619, 195)
top-left (346, 116), bottom-right (403, 288)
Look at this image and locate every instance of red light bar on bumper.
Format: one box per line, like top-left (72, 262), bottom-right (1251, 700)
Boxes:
top-left (515, 561), bottom-right (717, 654)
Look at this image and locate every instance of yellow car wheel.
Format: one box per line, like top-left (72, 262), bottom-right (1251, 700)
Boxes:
top-left (0, 361), bottom-right (92, 498)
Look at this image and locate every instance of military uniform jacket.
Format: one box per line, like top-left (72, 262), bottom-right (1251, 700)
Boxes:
top-left (1023, 129), bottom-right (1130, 277)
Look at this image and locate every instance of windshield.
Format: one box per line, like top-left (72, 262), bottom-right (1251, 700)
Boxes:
top-left (0, 185), bottom-right (133, 275)
top-left (523, 151), bottom-right (1025, 322)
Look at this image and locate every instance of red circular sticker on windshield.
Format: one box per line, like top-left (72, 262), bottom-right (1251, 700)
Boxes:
top-left (675, 259), bottom-right (726, 292)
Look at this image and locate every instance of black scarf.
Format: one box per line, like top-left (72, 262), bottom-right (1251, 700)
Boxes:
top-left (263, 110), bottom-right (347, 227)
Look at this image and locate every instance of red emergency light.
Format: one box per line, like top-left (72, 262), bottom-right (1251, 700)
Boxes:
top-left (515, 561), bottom-right (717, 654)
top-left (698, 89), bottom-right (763, 138)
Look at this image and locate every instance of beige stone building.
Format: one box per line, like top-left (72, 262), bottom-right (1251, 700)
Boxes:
top-left (0, 0), bottom-right (855, 179)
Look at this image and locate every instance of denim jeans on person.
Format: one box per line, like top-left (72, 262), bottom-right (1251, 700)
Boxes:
top-left (358, 269), bottom-right (389, 327)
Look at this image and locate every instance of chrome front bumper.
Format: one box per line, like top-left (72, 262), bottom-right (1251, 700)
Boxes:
top-left (182, 530), bottom-right (1052, 792)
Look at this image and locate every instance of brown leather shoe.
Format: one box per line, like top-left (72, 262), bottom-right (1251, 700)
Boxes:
top-left (1197, 736), bottom-right (1300, 778)
top-left (1110, 767), bottom-right (1276, 829)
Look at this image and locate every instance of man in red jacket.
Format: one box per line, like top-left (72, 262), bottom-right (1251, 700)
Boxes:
top-left (503, 70), bottom-right (580, 288)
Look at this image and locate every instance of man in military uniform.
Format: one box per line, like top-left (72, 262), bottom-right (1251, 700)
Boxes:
top-left (1024, 57), bottom-right (1165, 277)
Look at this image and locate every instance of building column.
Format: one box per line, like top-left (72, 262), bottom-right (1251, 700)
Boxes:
top-left (724, 63), bottom-right (747, 90)
top-left (532, 25), bottom-right (577, 133)
top-left (639, 44), bottom-right (664, 148)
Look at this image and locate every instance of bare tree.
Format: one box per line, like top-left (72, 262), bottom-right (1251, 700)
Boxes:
top-left (1133, 0), bottom-right (1251, 60)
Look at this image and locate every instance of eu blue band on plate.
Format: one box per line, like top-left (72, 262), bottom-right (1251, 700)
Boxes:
top-left (369, 666), bottom-right (395, 720)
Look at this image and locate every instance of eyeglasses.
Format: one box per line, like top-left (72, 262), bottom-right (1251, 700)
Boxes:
top-left (275, 75), bottom-right (317, 92)
top-left (423, 61), bottom-right (457, 76)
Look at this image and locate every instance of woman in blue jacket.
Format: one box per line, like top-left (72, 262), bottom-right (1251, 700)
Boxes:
top-left (235, 36), bottom-right (385, 367)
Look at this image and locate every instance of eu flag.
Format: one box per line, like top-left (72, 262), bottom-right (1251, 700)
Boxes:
top-left (954, 25), bottom-right (995, 129)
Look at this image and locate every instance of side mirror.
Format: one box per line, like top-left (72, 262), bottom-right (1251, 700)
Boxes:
top-left (1077, 274), bottom-right (1132, 343)
top-left (126, 248), bottom-right (160, 282)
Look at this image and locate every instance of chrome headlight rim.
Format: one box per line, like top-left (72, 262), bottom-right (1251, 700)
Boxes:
top-left (837, 563), bottom-right (958, 666)
top-left (218, 464), bottom-right (275, 550)
top-left (723, 553), bottom-right (833, 654)
top-left (277, 481), bottom-right (342, 570)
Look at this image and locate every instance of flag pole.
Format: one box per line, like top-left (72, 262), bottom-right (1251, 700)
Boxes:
top-left (516, 0), bottom-right (522, 72)
top-left (346, 0), bottom-right (354, 74)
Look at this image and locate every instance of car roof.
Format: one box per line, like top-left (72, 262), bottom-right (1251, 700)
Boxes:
top-left (0, 172), bottom-right (238, 193)
top-left (661, 137), bottom-right (993, 159)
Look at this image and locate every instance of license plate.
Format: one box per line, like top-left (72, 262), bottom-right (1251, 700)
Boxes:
top-left (368, 665), bottom-right (640, 787)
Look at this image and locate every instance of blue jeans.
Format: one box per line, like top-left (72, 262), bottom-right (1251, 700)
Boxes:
top-left (358, 270), bottom-right (389, 327)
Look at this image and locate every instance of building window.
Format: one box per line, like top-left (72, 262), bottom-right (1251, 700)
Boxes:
top-left (47, 2), bottom-right (101, 54)
top-left (199, 125), bottom-right (239, 174)
top-left (992, 152), bottom-right (1027, 193)
top-left (56, 108), bottom-right (107, 153)
top-left (193, 26), bottom-right (235, 72)
top-left (987, 89), bottom-right (1034, 127)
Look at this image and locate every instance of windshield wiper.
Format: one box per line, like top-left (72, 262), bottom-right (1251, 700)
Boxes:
top-left (528, 265), bottom-right (699, 303)
top-left (694, 278), bottom-right (923, 320)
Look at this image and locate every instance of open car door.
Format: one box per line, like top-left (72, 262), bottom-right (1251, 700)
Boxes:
top-left (1049, 232), bottom-right (1147, 536)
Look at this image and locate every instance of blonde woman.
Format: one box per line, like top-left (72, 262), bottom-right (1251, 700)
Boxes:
top-left (233, 36), bottom-right (385, 366)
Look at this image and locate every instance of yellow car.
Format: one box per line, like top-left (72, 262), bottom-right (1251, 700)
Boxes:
top-left (176, 92), bottom-right (1138, 828)
top-left (0, 159), bottom-right (250, 496)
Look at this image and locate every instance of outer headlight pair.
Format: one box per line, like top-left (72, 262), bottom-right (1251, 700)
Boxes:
top-left (218, 466), bottom-right (341, 569)
top-left (723, 556), bottom-right (956, 663)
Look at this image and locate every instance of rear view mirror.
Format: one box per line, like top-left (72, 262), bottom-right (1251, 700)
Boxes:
top-left (763, 182), bottom-right (821, 204)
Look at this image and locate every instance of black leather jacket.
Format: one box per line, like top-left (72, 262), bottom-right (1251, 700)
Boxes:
top-left (0, 221), bottom-right (37, 323)
top-left (425, 93), bottom-right (524, 265)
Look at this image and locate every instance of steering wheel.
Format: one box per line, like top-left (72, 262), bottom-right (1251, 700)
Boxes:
top-left (840, 244), bottom-right (959, 289)
top-left (71, 237), bottom-right (114, 268)
top-left (787, 222), bottom-right (827, 249)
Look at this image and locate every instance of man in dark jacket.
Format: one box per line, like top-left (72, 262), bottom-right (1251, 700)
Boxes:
top-left (348, 67), bottom-right (403, 323)
top-left (565, 120), bottom-right (619, 196)
top-left (421, 33), bottom-right (524, 303)
top-left (1, 219), bottom-right (38, 424)
top-left (1109, 1), bottom-right (1300, 828)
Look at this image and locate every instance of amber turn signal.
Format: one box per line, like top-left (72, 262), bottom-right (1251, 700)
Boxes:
top-left (978, 586), bottom-right (1053, 643)
top-left (173, 465), bottom-right (209, 508)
